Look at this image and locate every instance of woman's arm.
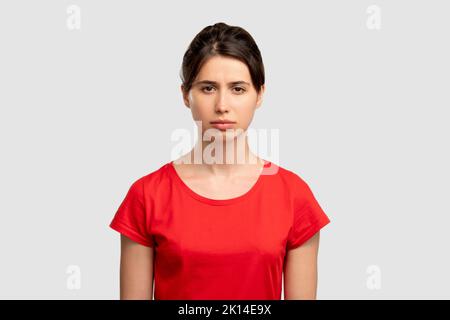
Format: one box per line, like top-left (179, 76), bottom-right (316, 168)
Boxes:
top-left (119, 234), bottom-right (154, 299)
top-left (283, 231), bottom-right (321, 300)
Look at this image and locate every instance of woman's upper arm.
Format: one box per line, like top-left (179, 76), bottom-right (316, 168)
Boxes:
top-left (120, 234), bottom-right (154, 300)
top-left (283, 231), bottom-right (321, 300)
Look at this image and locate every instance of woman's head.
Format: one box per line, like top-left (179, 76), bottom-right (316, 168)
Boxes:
top-left (180, 22), bottom-right (265, 138)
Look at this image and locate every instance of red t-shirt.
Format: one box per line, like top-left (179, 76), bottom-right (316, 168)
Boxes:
top-left (109, 159), bottom-right (331, 300)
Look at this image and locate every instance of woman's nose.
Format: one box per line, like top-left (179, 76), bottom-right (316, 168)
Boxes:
top-left (214, 91), bottom-right (230, 113)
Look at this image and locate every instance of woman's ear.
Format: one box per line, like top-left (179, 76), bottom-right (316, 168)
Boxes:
top-left (256, 84), bottom-right (265, 109)
top-left (181, 85), bottom-right (190, 109)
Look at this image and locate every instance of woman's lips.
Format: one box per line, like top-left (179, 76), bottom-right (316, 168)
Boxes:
top-left (210, 122), bottom-right (236, 130)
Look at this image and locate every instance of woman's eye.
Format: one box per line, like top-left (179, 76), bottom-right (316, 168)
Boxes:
top-left (202, 86), bottom-right (215, 93)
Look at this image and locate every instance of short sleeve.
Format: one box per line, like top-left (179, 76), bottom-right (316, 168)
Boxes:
top-left (286, 177), bottom-right (331, 250)
top-left (109, 179), bottom-right (154, 247)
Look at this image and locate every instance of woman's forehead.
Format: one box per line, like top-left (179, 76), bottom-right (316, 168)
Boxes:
top-left (196, 56), bottom-right (251, 80)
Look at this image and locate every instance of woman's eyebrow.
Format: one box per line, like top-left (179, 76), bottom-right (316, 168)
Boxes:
top-left (193, 80), bottom-right (250, 86)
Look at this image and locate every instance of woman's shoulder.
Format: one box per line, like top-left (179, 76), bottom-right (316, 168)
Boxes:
top-left (128, 161), bottom-right (173, 191)
top-left (268, 161), bottom-right (309, 186)
top-left (267, 161), bottom-right (321, 203)
top-left (272, 162), bottom-right (327, 215)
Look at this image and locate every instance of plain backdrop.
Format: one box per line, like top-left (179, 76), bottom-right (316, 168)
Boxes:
top-left (0, 0), bottom-right (449, 299)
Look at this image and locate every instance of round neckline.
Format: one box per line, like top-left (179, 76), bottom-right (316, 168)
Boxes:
top-left (168, 159), bottom-right (272, 206)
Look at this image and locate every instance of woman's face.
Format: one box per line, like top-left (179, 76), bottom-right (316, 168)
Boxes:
top-left (181, 55), bottom-right (265, 138)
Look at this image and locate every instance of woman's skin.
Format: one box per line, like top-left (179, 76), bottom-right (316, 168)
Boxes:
top-left (119, 55), bottom-right (321, 300)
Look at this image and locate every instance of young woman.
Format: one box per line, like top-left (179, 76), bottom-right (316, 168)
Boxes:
top-left (109, 22), bottom-right (331, 300)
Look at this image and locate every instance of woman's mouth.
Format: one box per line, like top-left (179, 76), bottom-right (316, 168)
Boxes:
top-left (210, 120), bottom-right (236, 131)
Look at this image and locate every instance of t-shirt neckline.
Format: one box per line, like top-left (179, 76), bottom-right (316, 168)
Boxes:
top-left (168, 159), bottom-right (271, 206)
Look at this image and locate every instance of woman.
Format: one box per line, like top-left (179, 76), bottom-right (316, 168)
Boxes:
top-left (109, 22), bottom-right (331, 300)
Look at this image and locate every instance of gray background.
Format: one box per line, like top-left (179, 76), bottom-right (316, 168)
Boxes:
top-left (0, 0), bottom-right (448, 299)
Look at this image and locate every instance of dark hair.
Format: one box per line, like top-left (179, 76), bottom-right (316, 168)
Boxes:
top-left (180, 22), bottom-right (265, 95)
